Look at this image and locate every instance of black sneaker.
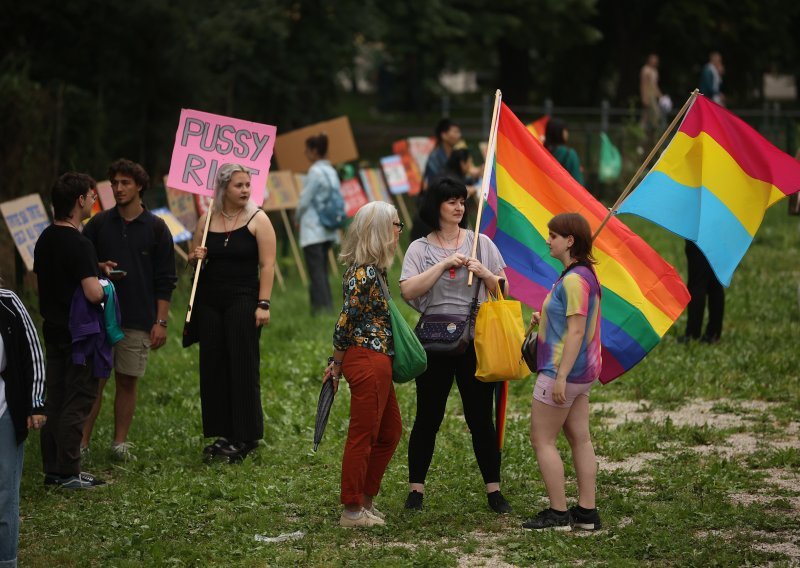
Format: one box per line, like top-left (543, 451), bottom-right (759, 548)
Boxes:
top-left (404, 490), bottom-right (424, 510)
top-left (569, 505), bottom-right (602, 530)
top-left (59, 472), bottom-right (107, 489)
top-left (203, 438), bottom-right (229, 455)
top-left (44, 473), bottom-right (63, 486)
top-left (214, 440), bottom-right (259, 463)
top-left (487, 490), bottom-right (513, 514)
top-left (522, 508), bottom-right (571, 531)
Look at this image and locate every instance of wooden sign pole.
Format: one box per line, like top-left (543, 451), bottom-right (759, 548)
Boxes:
top-left (185, 200), bottom-right (214, 324)
top-left (279, 208), bottom-right (308, 286)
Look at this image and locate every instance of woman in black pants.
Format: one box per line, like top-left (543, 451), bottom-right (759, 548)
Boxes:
top-left (189, 163), bottom-right (277, 462)
top-left (399, 177), bottom-right (512, 513)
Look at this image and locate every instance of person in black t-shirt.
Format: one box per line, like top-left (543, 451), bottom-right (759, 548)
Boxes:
top-left (80, 159), bottom-right (176, 461)
top-left (33, 172), bottom-right (107, 489)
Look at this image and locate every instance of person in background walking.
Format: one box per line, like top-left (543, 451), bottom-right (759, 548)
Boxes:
top-left (0, 284), bottom-right (46, 567)
top-left (81, 159), bottom-right (177, 461)
top-left (700, 51), bottom-right (725, 105)
top-left (640, 53), bottom-right (663, 142)
top-left (545, 118), bottom-right (585, 186)
top-left (296, 134), bottom-right (339, 315)
top-left (189, 163), bottom-right (276, 462)
top-left (324, 201), bottom-right (403, 528)
top-left (523, 213), bottom-right (602, 531)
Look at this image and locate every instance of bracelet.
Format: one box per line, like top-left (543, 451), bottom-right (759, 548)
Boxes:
top-left (257, 299), bottom-right (270, 310)
top-left (156, 319), bottom-right (168, 328)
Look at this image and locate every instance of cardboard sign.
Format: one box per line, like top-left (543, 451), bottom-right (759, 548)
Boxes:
top-left (340, 178), bottom-right (369, 218)
top-left (391, 139), bottom-right (422, 196)
top-left (359, 168), bottom-right (392, 203)
top-left (380, 156), bottom-right (410, 195)
top-left (150, 207), bottom-right (192, 243)
top-left (274, 116), bottom-right (358, 173)
top-left (0, 194), bottom-right (50, 271)
top-left (263, 171), bottom-right (300, 211)
top-left (407, 136), bottom-right (436, 174)
top-left (167, 108), bottom-right (276, 206)
top-left (96, 180), bottom-right (115, 210)
top-left (164, 176), bottom-right (199, 232)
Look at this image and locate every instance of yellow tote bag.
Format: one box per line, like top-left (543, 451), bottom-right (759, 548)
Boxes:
top-left (474, 287), bottom-right (531, 382)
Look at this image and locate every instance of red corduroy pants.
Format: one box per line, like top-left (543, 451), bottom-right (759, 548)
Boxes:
top-left (340, 346), bottom-right (402, 507)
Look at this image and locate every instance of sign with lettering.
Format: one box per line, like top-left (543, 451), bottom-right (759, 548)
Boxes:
top-left (359, 168), bottom-right (392, 203)
top-left (0, 194), bottom-right (50, 271)
top-left (340, 178), bottom-right (369, 218)
top-left (380, 155), bottom-right (410, 195)
top-left (167, 109), bottom-right (276, 206)
top-left (164, 177), bottom-right (199, 232)
top-left (150, 207), bottom-right (193, 243)
top-left (263, 171), bottom-right (300, 211)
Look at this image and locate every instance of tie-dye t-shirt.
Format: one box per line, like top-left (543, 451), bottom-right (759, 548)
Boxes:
top-left (536, 265), bottom-right (601, 384)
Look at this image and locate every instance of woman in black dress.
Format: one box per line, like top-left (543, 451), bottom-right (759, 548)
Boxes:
top-left (189, 164), bottom-right (277, 462)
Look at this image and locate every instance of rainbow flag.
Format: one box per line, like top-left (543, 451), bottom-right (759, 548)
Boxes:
top-left (618, 95), bottom-right (800, 286)
top-left (481, 103), bottom-right (690, 383)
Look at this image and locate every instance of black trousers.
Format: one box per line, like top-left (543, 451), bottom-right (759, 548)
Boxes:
top-left (407, 345), bottom-right (501, 485)
top-left (197, 288), bottom-right (264, 441)
top-left (685, 241), bottom-right (725, 340)
top-left (303, 241), bottom-right (333, 314)
top-left (40, 343), bottom-right (98, 476)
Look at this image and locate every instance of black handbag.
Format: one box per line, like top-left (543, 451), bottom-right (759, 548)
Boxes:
top-left (414, 241), bottom-right (483, 354)
top-left (520, 322), bottom-right (537, 372)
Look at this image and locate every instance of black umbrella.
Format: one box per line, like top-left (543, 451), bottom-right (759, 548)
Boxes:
top-left (313, 379), bottom-right (336, 451)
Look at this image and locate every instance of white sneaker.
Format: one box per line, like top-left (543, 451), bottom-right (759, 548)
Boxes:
top-left (339, 508), bottom-right (385, 528)
top-left (366, 505), bottom-right (385, 520)
top-left (111, 442), bottom-right (136, 461)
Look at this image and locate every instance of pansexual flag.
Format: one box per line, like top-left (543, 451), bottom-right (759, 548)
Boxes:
top-left (618, 95), bottom-right (800, 286)
top-left (481, 103), bottom-right (690, 383)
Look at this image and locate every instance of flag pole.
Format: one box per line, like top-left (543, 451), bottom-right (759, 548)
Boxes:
top-left (468, 89), bottom-right (502, 286)
top-left (185, 200), bottom-right (214, 324)
top-left (592, 89), bottom-right (700, 240)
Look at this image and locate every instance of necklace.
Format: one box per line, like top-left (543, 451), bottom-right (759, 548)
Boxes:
top-left (221, 205), bottom-right (245, 219)
top-left (435, 228), bottom-right (461, 279)
top-left (221, 208), bottom-right (244, 246)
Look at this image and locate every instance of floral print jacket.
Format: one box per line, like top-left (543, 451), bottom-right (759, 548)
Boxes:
top-left (333, 264), bottom-right (394, 356)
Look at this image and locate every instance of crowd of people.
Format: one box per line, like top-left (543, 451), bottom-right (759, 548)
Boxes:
top-left (9, 87), bottom-right (745, 560)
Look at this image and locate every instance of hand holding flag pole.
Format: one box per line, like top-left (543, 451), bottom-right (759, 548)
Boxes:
top-left (592, 89), bottom-right (700, 241)
top-left (469, 89), bottom-right (503, 286)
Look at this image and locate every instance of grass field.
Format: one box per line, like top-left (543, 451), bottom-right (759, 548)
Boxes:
top-left (16, 206), bottom-right (800, 567)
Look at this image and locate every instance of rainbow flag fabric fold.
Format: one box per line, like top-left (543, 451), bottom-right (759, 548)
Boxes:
top-left (481, 102), bottom-right (690, 383)
top-left (618, 95), bottom-right (800, 286)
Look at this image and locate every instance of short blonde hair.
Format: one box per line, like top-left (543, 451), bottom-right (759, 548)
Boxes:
top-left (339, 201), bottom-right (398, 270)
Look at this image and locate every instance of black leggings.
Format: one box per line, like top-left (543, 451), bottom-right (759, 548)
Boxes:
top-left (685, 241), bottom-right (725, 340)
top-left (407, 345), bottom-right (501, 485)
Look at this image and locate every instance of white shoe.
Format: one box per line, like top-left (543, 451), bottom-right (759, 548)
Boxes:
top-left (111, 442), bottom-right (136, 461)
top-left (339, 508), bottom-right (385, 528)
top-left (366, 505), bottom-right (385, 520)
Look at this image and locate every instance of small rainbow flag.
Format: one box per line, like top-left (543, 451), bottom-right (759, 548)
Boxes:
top-left (481, 103), bottom-right (690, 383)
top-left (618, 95), bottom-right (800, 286)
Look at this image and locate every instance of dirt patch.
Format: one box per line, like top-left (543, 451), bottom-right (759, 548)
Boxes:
top-left (597, 452), bottom-right (662, 474)
top-left (594, 399), bottom-right (780, 430)
top-left (749, 530), bottom-right (800, 561)
top-left (457, 551), bottom-right (516, 568)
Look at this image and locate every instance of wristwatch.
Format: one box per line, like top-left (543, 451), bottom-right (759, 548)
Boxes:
top-left (257, 299), bottom-right (271, 310)
top-left (156, 319), bottom-right (168, 328)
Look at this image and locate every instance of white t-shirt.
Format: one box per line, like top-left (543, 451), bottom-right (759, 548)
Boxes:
top-left (400, 230), bottom-right (506, 315)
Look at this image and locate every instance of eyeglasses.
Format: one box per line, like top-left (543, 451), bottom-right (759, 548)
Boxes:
top-left (393, 221), bottom-right (405, 233)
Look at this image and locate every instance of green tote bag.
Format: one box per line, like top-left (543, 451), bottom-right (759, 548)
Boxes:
top-left (378, 275), bottom-right (427, 383)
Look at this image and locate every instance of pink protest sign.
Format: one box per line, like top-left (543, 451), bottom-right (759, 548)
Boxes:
top-left (167, 109), bottom-right (277, 206)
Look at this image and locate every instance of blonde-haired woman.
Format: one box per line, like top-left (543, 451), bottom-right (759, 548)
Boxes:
top-left (324, 201), bottom-right (404, 527)
top-left (189, 163), bottom-right (276, 462)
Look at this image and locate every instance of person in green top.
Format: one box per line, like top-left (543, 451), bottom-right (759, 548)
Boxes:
top-left (545, 118), bottom-right (584, 186)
